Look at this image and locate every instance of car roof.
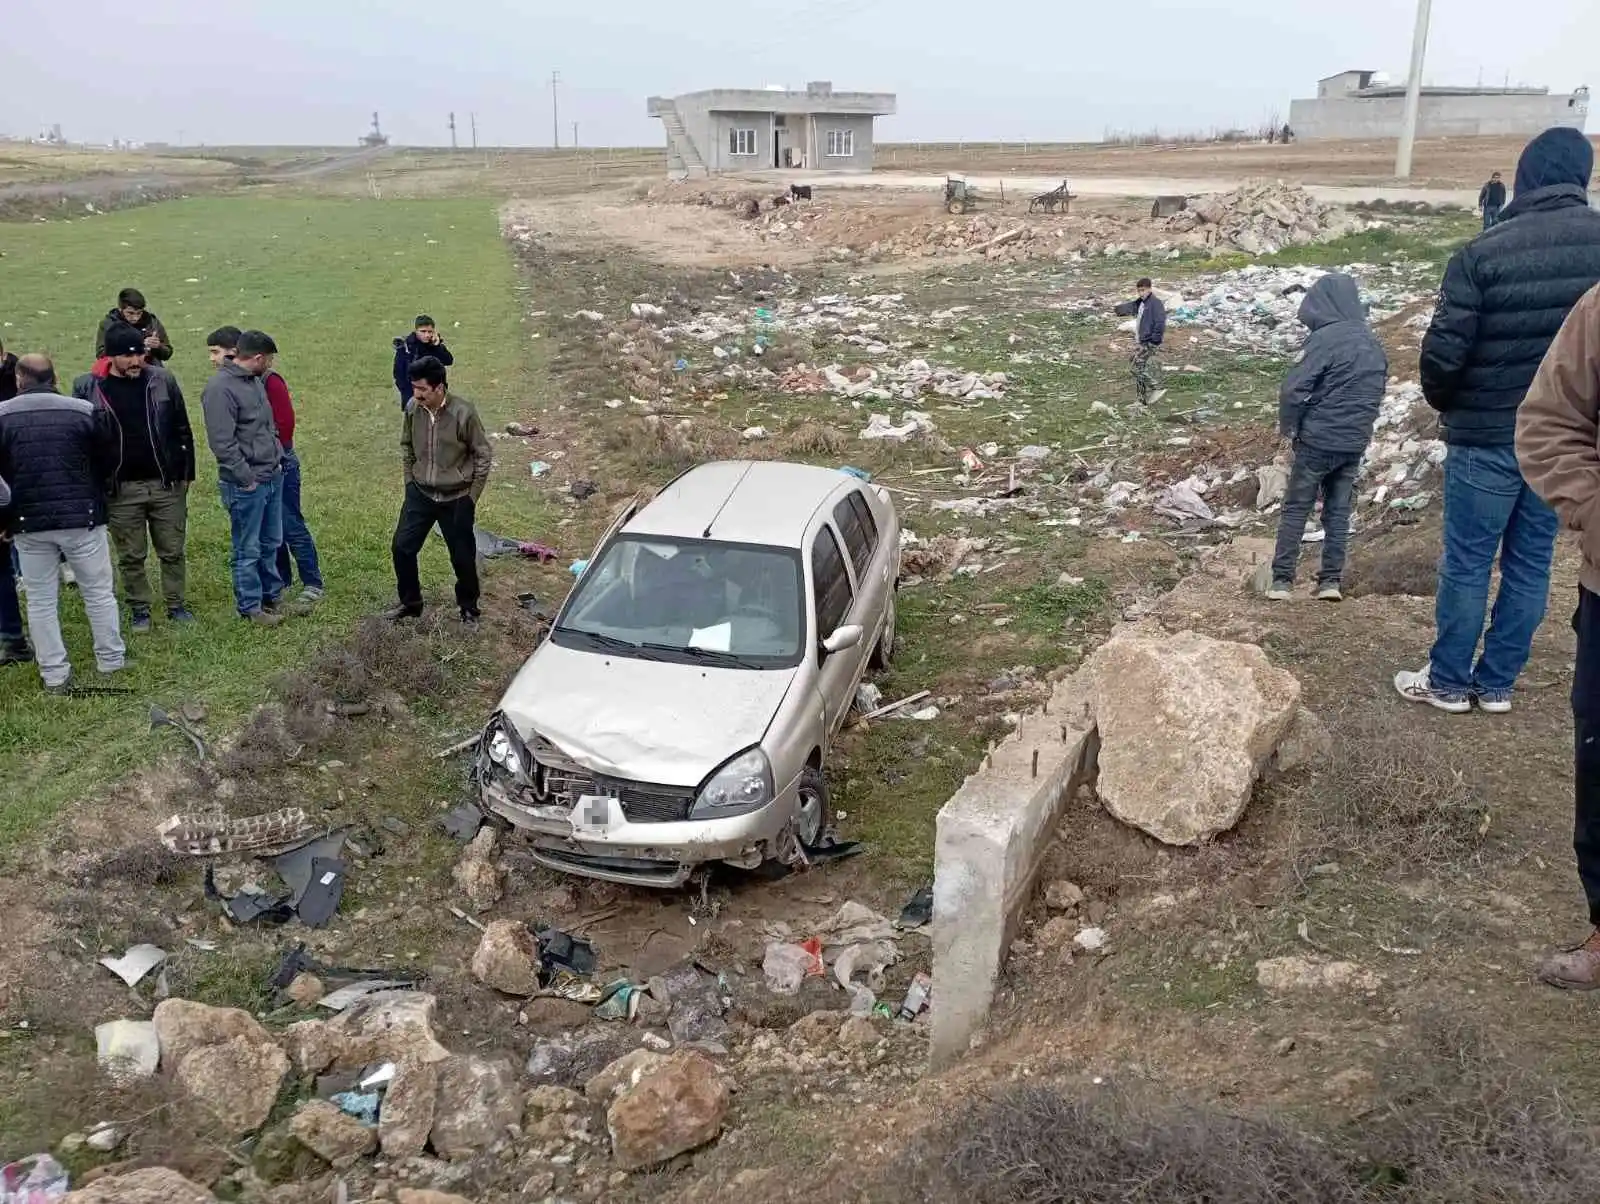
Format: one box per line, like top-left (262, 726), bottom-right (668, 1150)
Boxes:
top-left (624, 460), bottom-right (853, 548)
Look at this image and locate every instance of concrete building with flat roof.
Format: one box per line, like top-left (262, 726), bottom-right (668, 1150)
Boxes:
top-left (1291, 70), bottom-right (1589, 140)
top-left (648, 83), bottom-right (896, 177)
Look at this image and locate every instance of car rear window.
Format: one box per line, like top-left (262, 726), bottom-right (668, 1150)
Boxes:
top-left (812, 526), bottom-right (853, 637)
top-left (832, 491), bottom-right (878, 578)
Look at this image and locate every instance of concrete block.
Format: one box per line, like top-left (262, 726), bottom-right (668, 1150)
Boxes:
top-left (930, 678), bottom-right (1098, 1068)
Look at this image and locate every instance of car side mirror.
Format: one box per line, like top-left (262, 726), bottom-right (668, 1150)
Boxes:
top-left (821, 625), bottom-right (863, 656)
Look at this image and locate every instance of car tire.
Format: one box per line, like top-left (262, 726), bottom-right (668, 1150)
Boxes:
top-left (868, 596), bottom-right (896, 671)
top-left (794, 764), bottom-right (833, 850)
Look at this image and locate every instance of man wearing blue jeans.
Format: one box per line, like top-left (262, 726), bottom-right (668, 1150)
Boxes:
top-left (1396, 127), bottom-right (1600, 713)
top-left (201, 330), bottom-right (286, 626)
top-left (264, 358), bottom-right (323, 613)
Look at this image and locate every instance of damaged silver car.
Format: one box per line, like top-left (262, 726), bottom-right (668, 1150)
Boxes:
top-left (477, 461), bottom-right (900, 887)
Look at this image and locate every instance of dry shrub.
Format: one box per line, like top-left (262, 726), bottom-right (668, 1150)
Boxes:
top-left (781, 421), bottom-right (847, 458)
top-left (1296, 712), bottom-right (1488, 874)
top-left (1345, 521), bottom-right (1438, 598)
top-left (889, 1085), bottom-right (1361, 1204)
top-left (214, 709), bottom-right (302, 779)
top-left (349, 616), bottom-right (447, 699)
top-left (1353, 1018), bottom-right (1600, 1203)
top-left (604, 417), bottom-right (740, 475)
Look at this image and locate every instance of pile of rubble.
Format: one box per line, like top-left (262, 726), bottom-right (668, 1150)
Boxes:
top-left (778, 359), bottom-right (1008, 404)
top-left (1164, 181), bottom-right (1359, 255)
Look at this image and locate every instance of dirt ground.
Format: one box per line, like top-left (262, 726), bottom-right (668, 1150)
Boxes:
top-left (4, 155), bottom-right (1596, 1201)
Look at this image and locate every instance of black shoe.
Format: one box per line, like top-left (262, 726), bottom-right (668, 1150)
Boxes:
top-left (129, 608), bottom-right (152, 633)
top-left (460, 609), bottom-right (481, 631)
top-left (261, 597), bottom-right (284, 615)
top-left (0, 637), bottom-right (34, 667)
top-left (382, 603), bottom-right (423, 622)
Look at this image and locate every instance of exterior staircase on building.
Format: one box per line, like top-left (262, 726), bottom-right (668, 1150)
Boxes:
top-left (657, 101), bottom-right (708, 179)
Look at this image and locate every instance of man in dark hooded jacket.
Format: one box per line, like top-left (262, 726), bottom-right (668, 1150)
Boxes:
top-left (1396, 127), bottom-right (1600, 715)
top-left (1266, 272), bottom-right (1388, 601)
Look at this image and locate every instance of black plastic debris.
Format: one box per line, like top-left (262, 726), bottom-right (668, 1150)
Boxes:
top-left (569, 479), bottom-right (599, 502)
top-left (805, 837), bottom-right (865, 864)
top-left (439, 803), bottom-right (484, 843)
top-left (270, 943), bottom-right (425, 999)
top-left (205, 865), bottom-right (292, 925)
top-left (274, 832), bottom-right (349, 907)
top-left (515, 593), bottom-right (553, 621)
top-left (660, 961), bottom-right (731, 1046)
top-left (896, 885), bottom-right (934, 930)
top-left (297, 857), bottom-right (347, 928)
top-left (537, 927), bottom-right (597, 977)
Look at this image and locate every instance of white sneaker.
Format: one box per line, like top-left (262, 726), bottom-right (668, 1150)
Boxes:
top-left (1316, 584), bottom-right (1343, 602)
top-left (1265, 582), bottom-right (1293, 601)
top-left (1475, 689), bottom-right (1513, 715)
top-left (1393, 664), bottom-right (1471, 714)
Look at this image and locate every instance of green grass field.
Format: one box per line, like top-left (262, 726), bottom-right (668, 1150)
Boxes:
top-left (0, 197), bottom-right (548, 845)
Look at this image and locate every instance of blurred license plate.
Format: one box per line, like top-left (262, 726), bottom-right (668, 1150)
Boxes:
top-left (572, 794), bottom-right (621, 837)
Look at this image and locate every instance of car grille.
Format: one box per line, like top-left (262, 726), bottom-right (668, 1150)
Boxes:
top-left (526, 736), bottom-right (696, 824)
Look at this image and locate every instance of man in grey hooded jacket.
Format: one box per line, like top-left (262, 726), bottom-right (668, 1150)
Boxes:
top-left (1267, 272), bottom-right (1389, 600)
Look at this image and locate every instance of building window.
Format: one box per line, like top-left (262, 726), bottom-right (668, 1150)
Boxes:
top-left (826, 129), bottom-right (855, 158)
top-left (729, 128), bottom-right (757, 156)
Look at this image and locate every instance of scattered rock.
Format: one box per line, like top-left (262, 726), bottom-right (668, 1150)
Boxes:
top-left (286, 973), bottom-right (325, 1008)
top-left (607, 1050), bottom-right (731, 1171)
top-left (430, 1055), bottom-right (522, 1160)
top-left (152, 998), bottom-right (270, 1073)
top-left (174, 1034), bottom-right (291, 1137)
top-left (838, 1017), bottom-right (880, 1048)
top-left (451, 825), bottom-right (505, 913)
top-left (65, 1167), bottom-right (216, 1203)
top-left (471, 919), bottom-right (541, 996)
top-left (1035, 916), bottom-right (1077, 951)
top-left (1088, 626), bottom-right (1301, 845)
top-left (586, 1048), bottom-right (669, 1103)
top-left (787, 1010), bottom-right (848, 1048)
top-left (1273, 707), bottom-right (1333, 773)
top-left (288, 991), bottom-right (452, 1075)
top-left (379, 1055), bottom-right (440, 1160)
top-left (1044, 880), bottom-right (1085, 912)
top-left (1256, 956), bottom-right (1382, 995)
top-left (1274, 1036), bottom-right (1297, 1057)
top-left (521, 996), bottom-right (594, 1031)
top-left (289, 1099), bottom-right (377, 1169)
top-left (525, 1084), bottom-right (584, 1120)
top-left (395, 1192), bottom-right (476, 1204)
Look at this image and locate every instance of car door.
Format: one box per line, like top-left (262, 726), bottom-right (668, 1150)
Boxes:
top-left (810, 522), bottom-right (859, 733)
top-left (833, 489), bottom-right (891, 656)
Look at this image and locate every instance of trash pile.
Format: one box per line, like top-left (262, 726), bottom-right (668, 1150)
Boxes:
top-left (1164, 180), bottom-right (1360, 255)
top-left (1363, 380), bottom-right (1446, 511)
top-left (779, 360), bottom-right (1008, 405)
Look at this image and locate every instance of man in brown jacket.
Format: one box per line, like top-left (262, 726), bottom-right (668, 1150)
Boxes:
top-left (385, 356), bottom-right (492, 628)
top-left (1516, 282), bottom-right (1600, 987)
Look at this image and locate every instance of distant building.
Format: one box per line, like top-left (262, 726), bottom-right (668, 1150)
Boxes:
top-left (1290, 71), bottom-right (1589, 140)
top-left (647, 82), bottom-right (897, 177)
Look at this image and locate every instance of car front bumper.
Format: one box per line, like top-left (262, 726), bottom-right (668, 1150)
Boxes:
top-left (477, 764), bottom-right (801, 889)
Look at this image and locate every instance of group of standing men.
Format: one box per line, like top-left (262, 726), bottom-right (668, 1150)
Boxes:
top-left (0, 290), bottom-right (325, 692)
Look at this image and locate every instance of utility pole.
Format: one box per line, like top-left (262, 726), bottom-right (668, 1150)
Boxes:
top-left (1394, 0), bottom-right (1433, 180)
top-left (470, 112), bottom-right (478, 150)
top-left (449, 112), bottom-right (457, 149)
top-left (552, 71), bottom-right (561, 149)
top-left (573, 121), bottom-right (579, 148)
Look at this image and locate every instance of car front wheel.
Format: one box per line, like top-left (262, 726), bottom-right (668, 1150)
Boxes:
top-left (794, 765), bottom-right (833, 849)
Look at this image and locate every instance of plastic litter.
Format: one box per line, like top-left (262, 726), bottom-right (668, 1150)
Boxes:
top-left (318, 980), bottom-right (418, 1011)
top-left (95, 1019), bottom-right (159, 1080)
top-left (895, 885), bottom-right (933, 930)
top-left (539, 970), bottom-right (604, 1004)
top-left (538, 927), bottom-right (598, 977)
top-left (1075, 926), bottom-right (1109, 951)
top-left (762, 941), bottom-right (823, 995)
top-left (0, 1154), bottom-right (68, 1202)
top-left (897, 972), bottom-right (932, 1021)
top-left (859, 410), bottom-right (936, 442)
top-left (837, 466), bottom-right (871, 481)
top-left (593, 981), bottom-right (643, 1022)
top-left (476, 527), bottom-right (559, 562)
top-left (661, 962), bottom-right (731, 1045)
top-left (331, 1091), bottom-right (381, 1126)
top-left (569, 559), bottom-right (589, 576)
top-left (529, 461), bottom-right (551, 478)
top-left (854, 682), bottom-right (883, 714)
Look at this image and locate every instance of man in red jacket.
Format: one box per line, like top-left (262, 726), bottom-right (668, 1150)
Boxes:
top-left (262, 340), bottom-right (323, 612)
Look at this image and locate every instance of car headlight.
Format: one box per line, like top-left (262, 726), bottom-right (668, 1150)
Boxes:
top-left (692, 748), bottom-right (774, 818)
top-left (484, 717), bottom-right (525, 778)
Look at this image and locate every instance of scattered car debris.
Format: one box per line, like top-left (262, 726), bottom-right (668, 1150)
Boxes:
top-left (150, 705), bottom-right (208, 761)
top-left (205, 865), bottom-right (292, 925)
top-left (317, 981), bottom-right (419, 1012)
top-left (273, 831), bottom-right (349, 928)
top-left (98, 943), bottom-right (168, 987)
top-left (896, 886), bottom-right (934, 931)
top-left (438, 802), bottom-right (485, 840)
top-left (762, 941), bottom-right (825, 996)
top-left (855, 689), bottom-right (932, 723)
top-left (160, 807), bottom-right (314, 855)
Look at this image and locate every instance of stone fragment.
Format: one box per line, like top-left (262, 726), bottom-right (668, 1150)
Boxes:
top-left (66, 1168), bottom-right (216, 1203)
top-left (288, 1099), bottom-right (376, 1168)
top-left (451, 825), bottom-right (505, 913)
top-left (378, 1055), bottom-right (439, 1160)
top-left (430, 1055), bottom-right (522, 1160)
top-left (606, 1051), bottom-right (730, 1171)
top-left (1256, 956), bottom-right (1381, 995)
top-left (471, 919), bottom-right (541, 996)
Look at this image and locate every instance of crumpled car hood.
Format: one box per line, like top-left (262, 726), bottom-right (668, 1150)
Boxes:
top-left (498, 642), bottom-right (797, 786)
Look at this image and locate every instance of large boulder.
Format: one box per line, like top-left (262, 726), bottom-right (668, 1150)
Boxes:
top-left (606, 1050), bottom-right (730, 1171)
top-left (470, 919), bottom-right (541, 996)
top-left (1087, 627), bottom-right (1301, 845)
top-left (152, 999), bottom-right (288, 1138)
top-left (585, 1048), bottom-right (669, 1103)
top-left (289, 1098), bottom-right (377, 1168)
top-left (66, 1167), bottom-right (216, 1203)
top-left (379, 1054), bottom-right (440, 1160)
top-left (429, 1055), bottom-right (522, 1160)
top-left (284, 991), bottom-right (451, 1075)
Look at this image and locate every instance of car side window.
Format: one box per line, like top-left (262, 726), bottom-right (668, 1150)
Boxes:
top-left (811, 526), bottom-right (853, 639)
top-left (832, 492), bottom-right (878, 578)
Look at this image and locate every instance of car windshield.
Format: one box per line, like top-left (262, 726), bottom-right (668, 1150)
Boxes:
top-left (553, 535), bottom-right (806, 669)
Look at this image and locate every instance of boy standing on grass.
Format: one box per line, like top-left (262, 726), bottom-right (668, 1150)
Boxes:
top-left (392, 315), bottom-right (454, 409)
top-left (1113, 278), bottom-right (1165, 408)
top-left (1265, 272), bottom-right (1388, 603)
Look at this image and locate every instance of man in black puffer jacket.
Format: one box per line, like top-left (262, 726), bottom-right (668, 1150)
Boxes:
top-left (0, 355), bottom-right (124, 693)
top-left (1395, 127), bottom-right (1600, 715)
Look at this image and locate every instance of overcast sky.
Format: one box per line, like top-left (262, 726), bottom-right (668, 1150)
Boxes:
top-left (8, 0), bottom-right (1595, 148)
